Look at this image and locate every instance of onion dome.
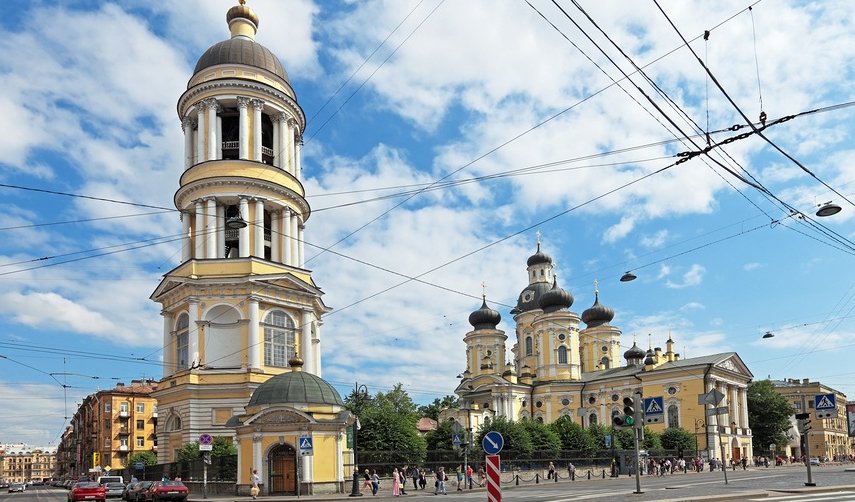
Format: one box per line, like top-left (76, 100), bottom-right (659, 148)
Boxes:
top-left (538, 276), bottom-right (574, 313)
top-left (643, 349), bottom-right (656, 366)
top-left (514, 281), bottom-right (552, 313)
top-left (581, 291), bottom-right (615, 327)
top-left (288, 352), bottom-right (304, 369)
top-left (227, 0), bottom-right (259, 27)
top-left (623, 342), bottom-right (645, 362)
top-left (469, 297), bottom-right (501, 329)
top-left (248, 370), bottom-right (344, 407)
top-left (526, 242), bottom-right (553, 267)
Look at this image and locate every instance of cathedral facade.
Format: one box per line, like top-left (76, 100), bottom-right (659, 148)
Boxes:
top-left (450, 242), bottom-right (754, 462)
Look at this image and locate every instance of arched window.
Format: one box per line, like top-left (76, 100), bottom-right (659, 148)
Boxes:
top-left (667, 404), bottom-right (679, 428)
top-left (588, 413), bottom-right (597, 426)
top-left (166, 415), bottom-right (182, 431)
top-left (558, 345), bottom-right (568, 364)
top-left (601, 356), bottom-right (610, 369)
top-left (175, 314), bottom-right (189, 370)
top-left (263, 310), bottom-right (295, 367)
top-left (525, 336), bottom-right (533, 356)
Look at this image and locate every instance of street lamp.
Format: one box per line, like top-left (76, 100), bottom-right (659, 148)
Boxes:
top-left (349, 382), bottom-right (368, 497)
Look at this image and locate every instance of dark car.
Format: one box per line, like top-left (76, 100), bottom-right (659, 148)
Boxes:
top-left (143, 481), bottom-right (188, 502)
top-left (68, 482), bottom-right (106, 502)
top-left (104, 483), bottom-right (126, 499)
top-left (127, 481), bottom-right (153, 502)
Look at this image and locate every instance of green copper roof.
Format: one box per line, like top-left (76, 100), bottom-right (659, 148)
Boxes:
top-left (248, 371), bottom-right (343, 407)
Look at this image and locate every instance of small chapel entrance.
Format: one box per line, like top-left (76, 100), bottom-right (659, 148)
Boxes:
top-left (731, 438), bottom-right (741, 462)
top-left (268, 444), bottom-right (297, 495)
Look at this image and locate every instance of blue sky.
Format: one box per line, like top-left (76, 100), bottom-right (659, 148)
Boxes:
top-left (1, 0), bottom-right (854, 446)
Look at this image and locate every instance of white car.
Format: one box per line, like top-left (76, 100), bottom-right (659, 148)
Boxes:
top-left (808, 457), bottom-right (821, 466)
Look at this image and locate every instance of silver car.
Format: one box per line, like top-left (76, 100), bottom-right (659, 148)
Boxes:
top-left (8, 484), bottom-right (25, 493)
top-left (105, 483), bottom-right (126, 499)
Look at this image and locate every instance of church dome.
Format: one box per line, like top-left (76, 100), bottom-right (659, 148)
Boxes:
top-left (538, 277), bottom-right (574, 313)
top-left (643, 349), bottom-right (656, 366)
top-left (468, 298), bottom-right (501, 330)
top-left (581, 291), bottom-right (615, 327)
top-left (526, 243), bottom-right (553, 267)
top-left (227, 0), bottom-right (259, 27)
top-left (513, 281), bottom-right (552, 314)
top-left (248, 370), bottom-right (344, 407)
top-left (623, 342), bottom-right (645, 361)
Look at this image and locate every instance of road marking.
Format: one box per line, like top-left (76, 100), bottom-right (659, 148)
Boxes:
top-left (748, 492), bottom-right (855, 501)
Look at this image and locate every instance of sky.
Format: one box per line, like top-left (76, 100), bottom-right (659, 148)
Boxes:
top-left (1, 0), bottom-right (854, 447)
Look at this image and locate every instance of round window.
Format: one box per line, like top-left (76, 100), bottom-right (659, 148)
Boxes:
top-left (561, 398), bottom-right (570, 406)
top-left (483, 402), bottom-right (490, 409)
top-left (611, 393), bottom-right (619, 402)
top-left (535, 401), bottom-right (543, 408)
top-left (588, 395), bottom-right (596, 404)
top-left (668, 386), bottom-right (678, 395)
top-left (558, 333), bottom-right (566, 341)
top-left (601, 345), bottom-right (609, 352)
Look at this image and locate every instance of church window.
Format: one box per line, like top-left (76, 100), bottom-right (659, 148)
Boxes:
top-left (263, 310), bottom-right (296, 367)
top-left (175, 313), bottom-right (190, 370)
top-left (611, 394), bottom-right (619, 402)
top-left (537, 416), bottom-right (544, 423)
top-left (558, 345), bottom-right (568, 364)
top-left (558, 333), bottom-right (565, 341)
top-left (561, 398), bottom-right (570, 406)
top-left (261, 114), bottom-right (274, 165)
top-left (601, 357), bottom-right (610, 369)
top-left (525, 336), bottom-right (533, 356)
top-left (667, 404), bottom-right (679, 428)
top-left (588, 413), bottom-right (597, 426)
top-left (166, 415), bottom-right (182, 432)
top-left (535, 401), bottom-right (542, 408)
top-left (588, 395), bottom-right (596, 404)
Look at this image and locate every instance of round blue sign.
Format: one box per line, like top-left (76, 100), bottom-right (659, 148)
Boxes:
top-left (482, 431), bottom-right (504, 454)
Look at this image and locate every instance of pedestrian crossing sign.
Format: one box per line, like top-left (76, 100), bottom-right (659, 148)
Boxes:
top-left (299, 436), bottom-right (313, 456)
top-left (815, 393), bottom-right (836, 411)
top-left (644, 396), bottom-right (663, 414)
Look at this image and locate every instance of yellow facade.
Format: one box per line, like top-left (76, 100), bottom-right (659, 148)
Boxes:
top-left (0, 445), bottom-right (57, 483)
top-left (771, 378), bottom-right (853, 460)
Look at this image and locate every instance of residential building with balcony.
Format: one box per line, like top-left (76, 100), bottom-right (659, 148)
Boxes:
top-left (771, 378), bottom-right (852, 460)
top-left (0, 444), bottom-right (57, 483)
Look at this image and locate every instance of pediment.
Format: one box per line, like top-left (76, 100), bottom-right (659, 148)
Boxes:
top-left (246, 407), bottom-right (313, 425)
top-left (714, 354), bottom-right (752, 378)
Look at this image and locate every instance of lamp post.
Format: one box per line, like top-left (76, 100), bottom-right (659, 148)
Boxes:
top-left (349, 382), bottom-right (368, 497)
top-left (694, 419), bottom-right (705, 461)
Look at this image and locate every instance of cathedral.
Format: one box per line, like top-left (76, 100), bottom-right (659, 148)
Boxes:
top-left (448, 240), bottom-right (755, 463)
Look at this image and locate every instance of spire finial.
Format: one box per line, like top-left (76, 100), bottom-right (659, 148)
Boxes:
top-left (593, 278), bottom-right (599, 295)
top-left (648, 333), bottom-right (652, 349)
top-left (481, 281), bottom-right (486, 300)
top-left (535, 230), bottom-right (541, 246)
top-left (239, 0), bottom-right (246, 4)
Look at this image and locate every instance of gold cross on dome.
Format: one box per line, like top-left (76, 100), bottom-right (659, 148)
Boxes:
top-left (481, 281), bottom-right (487, 299)
top-left (535, 230), bottom-right (542, 245)
top-left (593, 278), bottom-right (599, 294)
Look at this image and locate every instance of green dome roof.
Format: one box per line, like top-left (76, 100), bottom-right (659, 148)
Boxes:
top-left (248, 371), bottom-right (344, 407)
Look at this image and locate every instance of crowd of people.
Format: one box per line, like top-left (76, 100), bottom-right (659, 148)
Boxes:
top-left (357, 463), bottom-right (488, 496)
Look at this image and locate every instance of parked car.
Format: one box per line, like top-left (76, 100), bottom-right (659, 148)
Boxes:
top-left (127, 481), bottom-right (153, 502)
top-left (68, 481), bottom-right (106, 502)
top-left (8, 483), bottom-right (25, 493)
top-left (142, 481), bottom-right (188, 502)
top-left (104, 482), bottom-right (126, 499)
top-left (0, 482), bottom-right (10, 489)
top-left (809, 457), bottom-right (821, 466)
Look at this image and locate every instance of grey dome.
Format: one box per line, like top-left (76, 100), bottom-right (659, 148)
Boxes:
top-left (526, 243), bottom-right (553, 267)
top-left (623, 342), bottom-right (645, 361)
top-left (469, 298), bottom-right (501, 330)
top-left (581, 291), bottom-right (615, 327)
top-left (513, 281), bottom-right (552, 314)
top-left (194, 38), bottom-right (289, 83)
top-left (538, 277), bottom-right (574, 313)
top-left (248, 371), bottom-right (343, 407)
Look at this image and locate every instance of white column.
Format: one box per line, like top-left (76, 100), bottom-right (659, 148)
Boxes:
top-left (278, 114), bottom-right (289, 170)
top-left (271, 211), bottom-right (280, 263)
top-left (206, 98), bottom-right (218, 161)
top-left (295, 134), bottom-right (303, 180)
top-left (162, 312), bottom-right (172, 378)
top-left (301, 310), bottom-right (313, 374)
top-left (740, 388), bottom-right (749, 429)
top-left (285, 119), bottom-right (296, 175)
top-left (251, 99), bottom-right (264, 162)
top-left (290, 212), bottom-right (299, 265)
top-left (206, 198), bottom-right (217, 259)
top-left (313, 321), bottom-right (321, 377)
top-left (216, 204), bottom-right (225, 259)
top-left (248, 297), bottom-right (260, 369)
top-left (194, 200), bottom-right (205, 259)
top-left (216, 115), bottom-right (223, 160)
top-left (188, 299), bottom-right (200, 368)
top-left (302, 454), bottom-right (313, 490)
top-left (252, 435), bottom-right (262, 486)
top-left (272, 116), bottom-right (280, 168)
top-left (283, 209), bottom-right (292, 266)
top-left (180, 212), bottom-right (191, 262)
top-left (237, 97), bottom-right (249, 160)
top-left (239, 197), bottom-right (250, 257)
top-left (196, 103), bottom-right (206, 162)
top-left (297, 220), bottom-right (305, 267)
top-left (182, 117), bottom-right (194, 170)
top-left (254, 199), bottom-right (264, 258)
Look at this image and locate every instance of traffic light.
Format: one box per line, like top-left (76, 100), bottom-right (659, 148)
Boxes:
top-left (613, 397), bottom-right (636, 428)
top-left (795, 412), bottom-right (811, 433)
top-left (633, 395), bottom-right (644, 427)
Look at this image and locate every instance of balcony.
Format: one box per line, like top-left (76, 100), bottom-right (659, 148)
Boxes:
top-left (151, 411), bottom-right (158, 418)
top-left (119, 411), bottom-right (129, 418)
top-left (119, 445), bottom-right (128, 452)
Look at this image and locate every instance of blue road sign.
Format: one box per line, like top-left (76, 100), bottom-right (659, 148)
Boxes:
top-left (299, 436), bottom-right (313, 452)
top-left (643, 396), bottom-right (664, 415)
top-left (815, 393), bottom-right (836, 410)
top-left (482, 431), bottom-right (504, 454)
top-left (452, 433), bottom-right (462, 445)
top-left (198, 433), bottom-right (213, 445)
top-left (134, 462), bottom-right (144, 471)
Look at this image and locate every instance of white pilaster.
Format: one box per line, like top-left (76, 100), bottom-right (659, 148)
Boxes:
top-left (254, 199), bottom-right (264, 258)
top-left (182, 117), bottom-right (194, 170)
top-left (216, 115), bottom-right (223, 160)
top-left (189, 299), bottom-right (200, 368)
top-left (302, 455), bottom-right (312, 490)
top-left (216, 204), bottom-right (225, 259)
top-left (239, 197), bottom-right (250, 257)
top-left (301, 310), bottom-right (313, 374)
top-left (271, 211), bottom-right (280, 263)
top-left (237, 97), bottom-right (250, 160)
top-left (248, 297), bottom-right (260, 369)
top-left (283, 209), bottom-right (292, 266)
top-left (297, 220), bottom-right (305, 267)
top-left (295, 134), bottom-right (303, 180)
top-left (206, 198), bottom-right (217, 259)
top-left (196, 104), bottom-right (206, 162)
top-left (206, 98), bottom-right (218, 161)
top-left (194, 200), bottom-right (205, 259)
top-left (286, 119), bottom-right (296, 175)
top-left (252, 435), bottom-right (262, 486)
top-left (251, 99), bottom-right (264, 162)
top-left (180, 212), bottom-right (191, 262)
top-left (289, 212), bottom-right (299, 266)
top-left (272, 116), bottom-right (280, 168)
top-left (313, 321), bottom-right (321, 377)
top-left (162, 312), bottom-right (172, 378)
top-left (740, 388), bottom-right (749, 429)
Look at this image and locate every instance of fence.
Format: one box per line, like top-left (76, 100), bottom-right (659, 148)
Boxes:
top-left (111, 455), bottom-right (237, 483)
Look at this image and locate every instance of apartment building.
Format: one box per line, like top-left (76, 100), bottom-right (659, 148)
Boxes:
top-left (0, 444), bottom-right (57, 483)
top-left (771, 378), bottom-right (851, 460)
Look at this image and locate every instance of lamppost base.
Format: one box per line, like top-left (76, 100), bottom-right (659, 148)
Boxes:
top-left (633, 490), bottom-right (644, 494)
top-left (349, 471), bottom-right (362, 497)
top-left (804, 482), bottom-right (816, 487)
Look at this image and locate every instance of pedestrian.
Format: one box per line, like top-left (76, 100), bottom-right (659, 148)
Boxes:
top-left (362, 469), bottom-right (372, 494)
top-left (419, 469), bottom-right (426, 490)
top-left (400, 465), bottom-right (408, 495)
top-left (741, 457), bottom-right (747, 470)
top-left (434, 466), bottom-right (447, 495)
top-left (567, 462), bottom-right (576, 481)
top-left (174, 475), bottom-right (181, 482)
top-left (412, 466), bottom-right (419, 491)
top-left (456, 465), bottom-right (463, 491)
top-left (465, 464), bottom-right (473, 489)
top-left (250, 469), bottom-right (260, 500)
top-left (477, 465), bottom-right (485, 487)
top-left (548, 461), bottom-right (555, 480)
top-left (371, 470), bottom-right (380, 496)
top-left (392, 468), bottom-right (400, 497)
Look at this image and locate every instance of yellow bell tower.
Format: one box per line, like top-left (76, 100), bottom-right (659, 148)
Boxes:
top-left (150, 0), bottom-right (329, 462)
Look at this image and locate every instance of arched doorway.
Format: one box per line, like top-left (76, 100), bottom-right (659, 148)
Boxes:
top-left (731, 437), bottom-right (740, 462)
top-left (268, 444), bottom-right (297, 495)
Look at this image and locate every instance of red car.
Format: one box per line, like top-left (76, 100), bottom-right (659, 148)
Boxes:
top-left (143, 481), bottom-right (188, 502)
top-left (68, 482), bottom-right (106, 502)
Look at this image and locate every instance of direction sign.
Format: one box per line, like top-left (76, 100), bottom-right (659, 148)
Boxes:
top-left (698, 389), bottom-right (725, 406)
top-left (299, 436), bottom-right (313, 456)
top-left (135, 462), bottom-right (144, 471)
top-left (198, 433), bottom-right (214, 445)
top-left (705, 406), bottom-right (729, 416)
top-left (483, 431), bottom-right (504, 455)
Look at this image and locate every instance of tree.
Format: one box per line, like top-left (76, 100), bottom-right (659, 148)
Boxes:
top-left (425, 418), bottom-right (457, 451)
top-left (418, 396), bottom-right (459, 421)
top-left (519, 419), bottom-right (561, 457)
top-left (641, 426), bottom-right (663, 453)
top-left (127, 451), bottom-right (157, 467)
top-left (349, 383), bottom-right (426, 464)
top-left (660, 427), bottom-right (696, 454)
top-left (747, 379), bottom-right (794, 453)
top-left (587, 423), bottom-right (612, 454)
top-left (474, 416), bottom-right (532, 456)
top-left (374, 383), bottom-right (420, 422)
top-left (549, 416), bottom-right (597, 453)
top-left (175, 436), bottom-right (236, 462)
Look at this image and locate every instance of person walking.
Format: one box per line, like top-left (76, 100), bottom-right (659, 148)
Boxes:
top-left (465, 464), bottom-right (473, 489)
top-left (477, 465), bottom-right (485, 487)
top-left (547, 461), bottom-right (555, 480)
top-left (362, 469), bottom-right (372, 494)
top-left (412, 466), bottom-right (419, 490)
top-left (434, 467), bottom-right (447, 495)
top-left (456, 465), bottom-right (463, 491)
top-left (371, 470), bottom-right (380, 496)
top-left (567, 462), bottom-right (576, 481)
top-left (392, 468), bottom-right (401, 497)
top-left (250, 469), bottom-right (261, 500)
top-left (400, 465), bottom-right (408, 495)
top-left (419, 469), bottom-right (426, 490)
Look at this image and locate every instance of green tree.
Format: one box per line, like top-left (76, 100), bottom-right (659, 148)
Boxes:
top-left (176, 442), bottom-right (200, 462)
top-left (660, 427), bottom-right (696, 454)
top-left (747, 379), bottom-right (794, 453)
top-left (127, 451), bottom-right (157, 467)
top-left (425, 418), bottom-right (457, 451)
top-left (175, 436), bottom-right (236, 462)
top-left (350, 384), bottom-right (426, 464)
top-left (418, 396), bottom-right (460, 421)
top-left (549, 416), bottom-right (596, 452)
top-left (474, 416), bottom-right (532, 456)
top-left (519, 419), bottom-right (561, 457)
top-left (641, 426), bottom-right (663, 453)
top-left (374, 383), bottom-right (419, 421)
top-left (613, 427), bottom-right (635, 450)
top-left (587, 423), bottom-right (611, 453)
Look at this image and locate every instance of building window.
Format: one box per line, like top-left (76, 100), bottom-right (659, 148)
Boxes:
top-left (120, 402), bottom-right (129, 413)
top-left (136, 403), bottom-right (145, 413)
top-left (176, 313), bottom-right (190, 370)
top-left (601, 357), bottom-right (610, 369)
top-left (589, 413), bottom-right (597, 426)
top-left (558, 345), bottom-right (568, 364)
top-left (119, 438), bottom-right (128, 447)
top-left (525, 336), bottom-right (533, 356)
top-left (105, 439), bottom-right (110, 448)
top-left (167, 416), bottom-right (181, 432)
top-left (104, 403), bottom-right (112, 412)
top-left (264, 310), bottom-right (295, 367)
top-left (136, 437), bottom-right (145, 448)
top-left (667, 404), bottom-right (679, 428)
top-left (794, 401), bottom-right (801, 410)
top-left (136, 420), bottom-right (145, 430)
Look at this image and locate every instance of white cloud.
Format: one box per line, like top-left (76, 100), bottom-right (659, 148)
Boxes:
top-left (665, 264), bottom-right (705, 289)
top-left (641, 229), bottom-right (669, 249)
top-left (743, 262), bottom-right (762, 271)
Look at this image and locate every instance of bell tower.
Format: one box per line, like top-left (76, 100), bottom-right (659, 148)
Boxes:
top-left (151, 0), bottom-right (329, 462)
